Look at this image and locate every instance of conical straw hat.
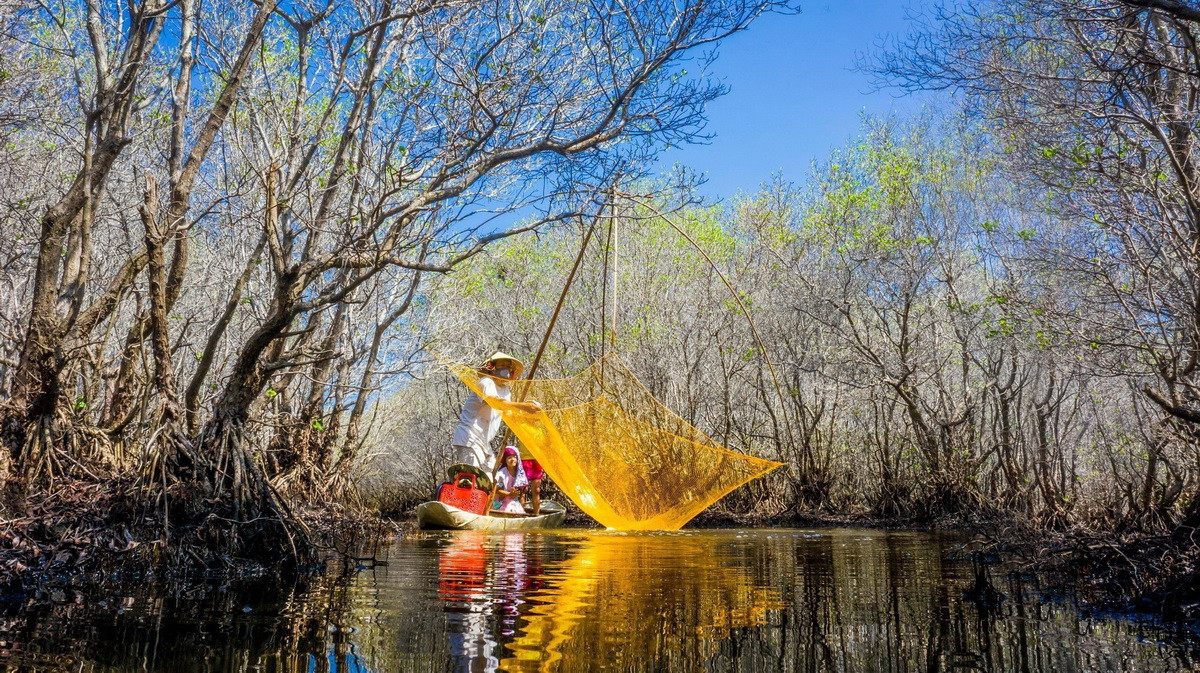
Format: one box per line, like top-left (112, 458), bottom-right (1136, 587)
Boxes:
top-left (482, 351), bottom-right (525, 379)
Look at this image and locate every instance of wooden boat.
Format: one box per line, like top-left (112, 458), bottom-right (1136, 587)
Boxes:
top-left (416, 500), bottom-right (566, 531)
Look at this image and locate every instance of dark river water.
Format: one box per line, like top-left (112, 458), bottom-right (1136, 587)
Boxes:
top-left (1, 528), bottom-right (1198, 672)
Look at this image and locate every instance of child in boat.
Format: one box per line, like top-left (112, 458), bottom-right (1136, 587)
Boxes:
top-left (492, 446), bottom-right (528, 514)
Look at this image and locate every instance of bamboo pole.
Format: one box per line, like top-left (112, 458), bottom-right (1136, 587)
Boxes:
top-left (600, 197), bottom-right (613, 363)
top-left (495, 208), bottom-right (604, 459)
top-left (609, 188), bottom-right (619, 352)
top-left (526, 211), bottom-right (604, 383)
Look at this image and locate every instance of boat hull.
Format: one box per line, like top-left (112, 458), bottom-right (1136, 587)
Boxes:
top-left (415, 500), bottom-right (566, 531)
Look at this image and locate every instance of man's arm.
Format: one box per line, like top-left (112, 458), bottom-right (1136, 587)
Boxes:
top-left (481, 393), bottom-right (542, 415)
top-left (508, 399), bottom-right (542, 414)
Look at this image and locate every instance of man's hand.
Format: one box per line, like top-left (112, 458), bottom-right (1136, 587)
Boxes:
top-left (513, 399), bottom-right (542, 414)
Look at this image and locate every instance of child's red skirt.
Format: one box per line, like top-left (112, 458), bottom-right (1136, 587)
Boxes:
top-left (521, 458), bottom-right (544, 480)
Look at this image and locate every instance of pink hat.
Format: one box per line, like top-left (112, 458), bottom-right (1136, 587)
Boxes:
top-left (502, 445), bottom-right (518, 457)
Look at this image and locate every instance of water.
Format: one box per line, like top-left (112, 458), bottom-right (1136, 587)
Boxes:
top-left (1, 528), bottom-right (1197, 671)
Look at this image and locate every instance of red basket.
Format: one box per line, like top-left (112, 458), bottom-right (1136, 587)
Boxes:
top-left (437, 473), bottom-right (490, 515)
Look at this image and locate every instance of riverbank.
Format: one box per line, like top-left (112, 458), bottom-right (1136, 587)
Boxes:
top-left (979, 525), bottom-right (1200, 622)
top-left (0, 477), bottom-right (404, 597)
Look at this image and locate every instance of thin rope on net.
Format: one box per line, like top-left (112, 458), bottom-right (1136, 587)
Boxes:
top-left (444, 353), bottom-right (783, 530)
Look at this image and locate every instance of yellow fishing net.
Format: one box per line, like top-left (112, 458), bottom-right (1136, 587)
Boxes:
top-left (447, 354), bottom-right (783, 530)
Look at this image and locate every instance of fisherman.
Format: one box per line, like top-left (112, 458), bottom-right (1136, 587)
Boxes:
top-left (450, 352), bottom-right (539, 470)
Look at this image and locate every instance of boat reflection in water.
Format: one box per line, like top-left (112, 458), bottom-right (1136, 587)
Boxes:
top-left (437, 531), bottom-right (498, 669)
top-left (2, 528), bottom-right (1199, 671)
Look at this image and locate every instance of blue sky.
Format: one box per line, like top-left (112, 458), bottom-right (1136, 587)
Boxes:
top-left (661, 1), bottom-right (935, 199)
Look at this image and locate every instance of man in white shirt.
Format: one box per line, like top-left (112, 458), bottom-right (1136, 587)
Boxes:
top-left (450, 352), bottom-right (539, 469)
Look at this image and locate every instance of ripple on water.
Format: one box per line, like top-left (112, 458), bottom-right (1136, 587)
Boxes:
top-left (0, 528), bottom-right (1198, 671)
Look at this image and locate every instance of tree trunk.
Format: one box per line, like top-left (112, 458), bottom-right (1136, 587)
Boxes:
top-left (2, 134), bottom-right (131, 490)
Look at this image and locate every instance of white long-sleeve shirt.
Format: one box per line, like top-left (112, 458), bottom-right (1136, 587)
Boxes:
top-left (451, 376), bottom-right (511, 452)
